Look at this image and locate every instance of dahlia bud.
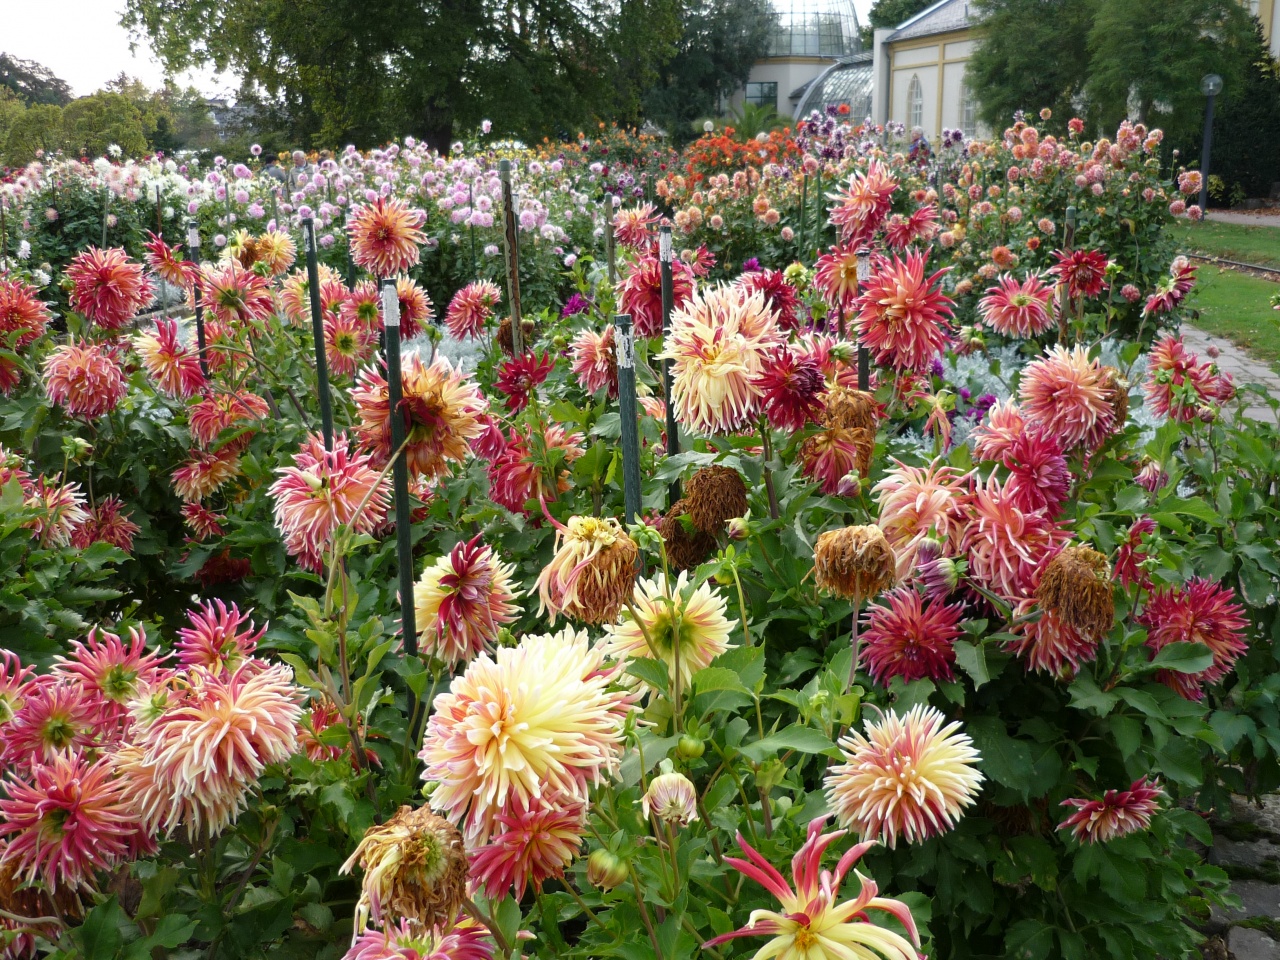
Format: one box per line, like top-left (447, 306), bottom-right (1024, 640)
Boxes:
top-left (1206, 344), bottom-right (1220, 358)
top-left (642, 772), bottom-right (699, 826)
top-left (835, 473), bottom-right (862, 498)
top-left (61, 436), bottom-right (94, 462)
top-left (828, 340), bottom-right (857, 365)
top-left (726, 515), bottom-right (750, 541)
top-left (587, 848), bottom-right (629, 892)
top-left (676, 734), bottom-right (706, 760)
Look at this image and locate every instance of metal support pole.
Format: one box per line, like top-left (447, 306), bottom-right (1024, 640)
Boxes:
top-left (382, 280), bottom-right (418, 656)
top-left (156, 186), bottom-right (163, 236)
top-left (468, 183), bottom-right (478, 281)
top-left (1199, 94), bottom-right (1216, 214)
top-left (101, 186), bottom-right (109, 247)
top-left (856, 248), bottom-right (871, 391)
top-left (187, 219), bottom-right (209, 380)
top-left (615, 314), bottom-right (642, 525)
top-left (499, 159), bottom-right (524, 354)
top-left (303, 217), bottom-right (335, 451)
top-left (1058, 206), bottom-right (1077, 341)
top-left (658, 226), bottom-right (681, 504)
top-left (604, 198), bottom-right (617, 285)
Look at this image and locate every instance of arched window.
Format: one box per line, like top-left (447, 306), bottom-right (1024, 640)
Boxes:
top-left (907, 74), bottom-right (924, 129)
top-left (960, 82), bottom-right (977, 138)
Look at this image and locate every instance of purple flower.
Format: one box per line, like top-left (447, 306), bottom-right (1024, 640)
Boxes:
top-left (929, 357), bottom-right (945, 378)
top-left (741, 258), bottom-right (761, 273)
top-left (562, 293), bottom-right (589, 317)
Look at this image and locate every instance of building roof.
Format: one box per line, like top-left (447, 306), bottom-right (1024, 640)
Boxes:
top-left (888, 0), bottom-right (976, 42)
top-left (794, 53), bottom-right (875, 119)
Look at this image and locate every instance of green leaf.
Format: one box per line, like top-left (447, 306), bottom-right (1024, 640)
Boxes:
top-left (709, 645), bottom-right (765, 693)
top-left (1148, 642), bottom-right (1214, 674)
top-left (691, 667), bottom-right (751, 696)
top-left (1155, 737), bottom-right (1205, 787)
top-left (1005, 918), bottom-right (1055, 960)
top-left (738, 724), bottom-right (838, 762)
top-left (965, 716), bottom-right (1035, 797)
top-left (625, 657), bottom-right (670, 694)
top-left (953, 640), bottom-right (991, 689)
top-left (1068, 672), bottom-right (1119, 715)
top-left (75, 897), bottom-right (124, 960)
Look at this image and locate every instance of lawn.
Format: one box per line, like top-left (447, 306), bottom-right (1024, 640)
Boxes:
top-left (1184, 265), bottom-right (1280, 367)
top-left (1171, 219), bottom-right (1280, 268)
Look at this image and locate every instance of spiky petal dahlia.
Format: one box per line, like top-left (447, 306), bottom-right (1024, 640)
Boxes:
top-left (736, 268), bottom-right (802, 330)
top-left (254, 229), bottom-right (297, 276)
top-left (199, 260), bottom-right (275, 327)
top-left (617, 253), bottom-right (695, 338)
top-left (469, 794), bottom-right (586, 900)
top-left (826, 704), bottom-right (983, 848)
top-left (1142, 333), bottom-right (1226, 423)
top-left (143, 231), bottom-right (199, 289)
top-left (874, 458), bottom-right (971, 578)
top-left (188, 390), bottom-right (270, 450)
top-left (445, 281), bottom-right (502, 340)
top-left (1003, 427), bottom-right (1071, 517)
top-left (571, 325), bottom-right (618, 398)
top-left (971, 398), bottom-right (1026, 463)
top-left (1049, 248), bottom-right (1110, 299)
top-left (1018, 345), bottom-right (1116, 451)
top-left (171, 449), bottom-right (241, 503)
top-left (44, 340), bottom-right (126, 418)
top-left (861, 587), bottom-right (965, 687)
top-left (754, 346), bottom-right (825, 432)
top-left (134, 319), bottom-right (206, 398)
top-left (66, 246), bottom-right (153, 330)
top-left (978, 273), bottom-right (1054, 337)
top-left (1139, 578), bottom-right (1249, 701)
top-left (884, 204), bottom-right (940, 250)
top-left (495, 351), bottom-right (555, 413)
top-left (813, 244), bottom-right (862, 312)
top-left (0, 752), bottom-right (135, 891)
top-left (413, 535), bottom-right (522, 667)
top-left (961, 472), bottom-right (1071, 600)
top-left (324, 308), bottom-right (378, 379)
top-left (801, 426), bottom-right (874, 494)
top-left (419, 626), bottom-right (633, 843)
top-left (0, 676), bottom-right (99, 769)
top-left (613, 203), bottom-right (661, 248)
top-left (69, 495), bottom-right (140, 552)
top-left (1115, 516), bottom-right (1156, 590)
top-left (343, 918), bottom-right (494, 960)
top-left (280, 263), bottom-right (344, 327)
top-left (0, 276), bottom-right (50, 392)
top-left (1058, 778), bottom-right (1163, 844)
top-left (175, 600), bottom-right (265, 674)
top-left (604, 571), bottom-right (735, 693)
top-left (827, 159), bottom-right (899, 246)
top-left (394, 276), bottom-right (433, 341)
top-left (341, 804), bottom-right (468, 931)
top-left (1005, 597), bottom-right (1097, 677)
top-left (52, 625), bottom-right (166, 714)
top-left (269, 432), bottom-right (391, 573)
top-left (704, 816), bottom-right (922, 960)
top-left (853, 251), bottom-right (955, 372)
top-left (26, 476), bottom-right (90, 548)
top-left (657, 286), bottom-right (779, 435)
top-left (352, 355), bottom-right (488, 479)
top-left (536, 516), bottom-right (638, 625)
top-left (486, 424), bottom-right (584, 515)
top-left (348, 197), bottom-right (427, 277)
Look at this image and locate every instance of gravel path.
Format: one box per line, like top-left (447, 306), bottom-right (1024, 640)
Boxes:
top-left (1178, 324), bottom-right (1280, 424)
top-left (1207, 211), bottom-right (1280, 228)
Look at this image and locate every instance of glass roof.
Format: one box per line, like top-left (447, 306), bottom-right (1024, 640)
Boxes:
top-left (766, 0), bottom-right (861, 57)
top-left (794, 58), bottom-right (874, 119)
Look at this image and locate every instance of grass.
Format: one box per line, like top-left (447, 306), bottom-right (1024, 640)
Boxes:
top-left (1184, 266), bottom-right (1280, 368)
top-left (1171, 219), bottom-right (1280, 268)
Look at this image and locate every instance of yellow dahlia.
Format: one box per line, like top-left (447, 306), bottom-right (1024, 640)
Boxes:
top-left (825, 704), bottom-right (983, 848)
top-left (603, 571), bottom-right (735, 694)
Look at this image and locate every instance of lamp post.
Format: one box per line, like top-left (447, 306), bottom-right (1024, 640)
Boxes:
top-left (1199, 73), bottom-right (1223, 214)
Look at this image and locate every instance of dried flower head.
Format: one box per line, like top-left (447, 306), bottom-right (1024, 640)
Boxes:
top-left (659, 499), bottom-right (716, 571)
top-left (814, 525), bottom-right (897, 603)
top-left (685, 465), bottom-right (749, 536)
top-left (536, 516), bottom-right (638, 624)
top-left (822, 386), bottom-right (878, 432)
top-left (1035, 545), bottom-right (1114, 641)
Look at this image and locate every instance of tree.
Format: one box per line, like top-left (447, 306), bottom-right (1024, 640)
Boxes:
top-left (62, 92), bottom-right (149, 158)
top-left (122, 0), bottom-right (680, 150)
top-left (0, 88), bottom-right (25, 161)
top-left (641, 0), bottom-right (775, 141)
top-left (1087, 0), bottom-right (1256, 141)
top-left (966, 0), bottom-right (1096, 130)
top-left (3, 104), bottom-right (64, 166)
top-left (0, 54), bottom-right (72, 106)
top-left (867, 0), bottom-right (939, 34)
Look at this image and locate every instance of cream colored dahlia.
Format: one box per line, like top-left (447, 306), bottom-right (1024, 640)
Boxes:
top-left (413, 535), bottom-right (522, 667)
top-left (536, 516), bottom-right (638, 625)
top-left (874, 458), bottom-right (972, 578)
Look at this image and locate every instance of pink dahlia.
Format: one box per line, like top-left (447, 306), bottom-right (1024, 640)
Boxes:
top-left (0, 677), bottom-right (98, 769)
top-left (1049, 248), bottom-right (1110, 299)
top-left (861, 586), bottom-right (965, 686)
top-left (340, 280), bottom-right (383, 334)
top-left (1006, 597), bottom-right (1097, 677)
top-left (1139, 578), bottom-right (1249, 700)
top-left (961, 471), bottom-right (1071, 600)
top-left (884, 204), bottom-right (940, 250)
top-left (705, 816), bottom-right (922, 960)
top-left (495, 351), bottom-right (555, 413)
top-left (395, 276), bottom-right (433, 341)
top-left (134, 319), bottom-right (206, 398)
top-left (347, 197), bottom-right (427, 277)
top-left (827, 159), bottom-right (898, 246)
top-left (0, 752), bottom-right (135, 891)
top-left (413, 535), bottom-right (522, 667)
top-left (171, 448), bottom-right (241, 502)
top-left (1115, 516), bottom-right (1156, 590)
top-left (874, 458), bottom-right (971, 578)
top-left (469, 794), bottom-right (586, 900)
top-left (486, 424), bottom-right (584, 515)
top-left (187, 390), bottom-right (270, 450)
top-left (736, 268), bottom-right (802, 330)
top-left (26, 477), bottom-right (90, 547)
top-left (800, 427), bottom-right (870, 496)
top-left (66, 246), bottom-right (153, 330)
top-left (182, 502), bottom-right (226, 540)
top-left (324, 308), bottom-right (378, 379)
top-left (420, 626), bottom-right (632, 843)
top-left (570, 325), bottom-right (617, 398)
top-left (1142, 333), bottom-right (1224, 423)
top-left (1059, 777), bottom-right (1163, 843)
top-left (175, 599), bottom-right (265, 674)
top-left (971, 399), bottom-right (1026, 462)
top-left (853, 251), bottom-right (955, 372)
top-left (269, 432), bottom-right (391, 573)
top-left (0, 650), bottom-right (35, 725)
top-left (69, 495), bottom-right (141, 552)
top-left (1002, 427), bottom-right (1071, 517)
top-left (0, 277), bottom-right (50, 380)
top-left (617, 253), bottom-right (694, 338)
top-left (53, 625), bottom-right (165, 716)
top-left (342, 918), bottom-right (494, 960)
top-left (813, 244), bottom-right (862, 312)
top-left (445, 281), bottom-right (502, 340)
top-left (978, 273), bottom-right (1054, 337)
top-left (142, 231), bottom-right (199, 289)
top-left (199, 260), bottom-right (275, 327)
top-left (754, 346), bottom-right (825, 432)
top-left (1144, 257), bottom-right (1197, 316)
top-left (613, 203), bottom-right (661, 249)
top-left (352, 355), bottom-right (488, 480)
top-left (1018, 345), bottom-right (1115, 450)
top-left (44, 340), bottom-right (126, 418)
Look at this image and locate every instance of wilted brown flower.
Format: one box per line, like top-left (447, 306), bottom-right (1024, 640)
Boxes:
top-left (536, 516), bottom-right (638, 624)
top-left (822, 386), bottom-right (878, 432)
top-left (814, 525), bottom-right (897, 602)
top-left (1035, 545), bottom-right (1115, 641)
top-left (496, 316), bottom-right (537, 355)
top-left (339, 804), bottom-right (467, 932)
top-left (685, 465), bottom-right (749, 536)
top-left (1100, 366), bottom-right (1130, 432)
top-left (660, 499), bottom-right (716, 571)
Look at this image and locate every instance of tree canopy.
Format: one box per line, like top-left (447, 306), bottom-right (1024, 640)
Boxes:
top-left (0, 53), bottom-right (73, 106)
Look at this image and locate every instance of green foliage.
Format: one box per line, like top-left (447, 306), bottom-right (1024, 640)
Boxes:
top-left (61, 92), bottom-right (150, 159)
top-left (0, 52), bottom-right (73, 106)
top-left (4, 103), bottom-right (65, 167)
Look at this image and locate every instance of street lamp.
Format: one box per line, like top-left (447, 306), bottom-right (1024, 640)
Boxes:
top-left (1198, 73), bottom-right (1223, 214)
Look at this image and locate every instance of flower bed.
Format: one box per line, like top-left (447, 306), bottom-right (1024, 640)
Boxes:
top-left (0, 112), bottom-right (1275, 960)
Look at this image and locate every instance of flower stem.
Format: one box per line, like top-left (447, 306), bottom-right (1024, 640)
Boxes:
top-left (759, 420), bottom-right (781, 520)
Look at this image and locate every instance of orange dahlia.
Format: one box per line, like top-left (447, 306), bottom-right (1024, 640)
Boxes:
top-left (44, 340), bottom-right (126, 418)
top-left (66, 246), bottom-right (153, 330)
top-left (172, 448), bottom-right (241, 502)
top-left (1018, 344), bottom-right (1115, 450)
top-left (853, 251), bottom-right (955, 372)
top-left (348, 197), bottom-right (427, 278)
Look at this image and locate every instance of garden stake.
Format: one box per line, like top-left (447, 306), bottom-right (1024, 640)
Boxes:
top-left (345, 249), bottom-right (355, 290)
top-left (468, 183), bottom-right (478, 281)
top-left (499, 159), bottom-right (524, 354)
top-left (857, 247), bottom-right (871, 391)
top-left (615, 313), bottom-right (642, 525)
top-left (186, 219), bottom-right (210, 379)
top-left (381, 280), bottom-right (418, 656)
top-left (658, 225), bottom-right (680, 504)
top-left (0, 199), bottom-right (8, 269)
top-left (604, 197), bottom-right (617, 284)
top-left (302, 216), bottom-right (335, 451)
top-left (101, 186), bottom-right (109, 247)
top-left (798, 173), bottom-right (808, 255)
top-left (1058, 205), bottom-right (1077, 341)
top-left (155, 186), bottom-right (162, 236)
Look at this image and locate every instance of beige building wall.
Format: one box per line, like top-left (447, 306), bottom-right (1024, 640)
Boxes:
top-left (885, 28), bottom-right (988, 141)
top-left (729, 59), bottom-right (837, 119)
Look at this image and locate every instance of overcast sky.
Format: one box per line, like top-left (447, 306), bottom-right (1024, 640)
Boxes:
top-left (1, 0), bottom-right (878, 101)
